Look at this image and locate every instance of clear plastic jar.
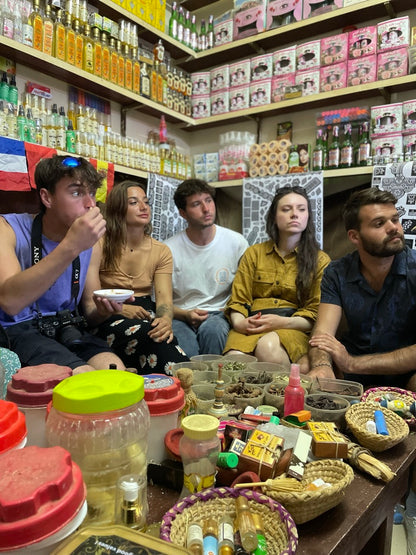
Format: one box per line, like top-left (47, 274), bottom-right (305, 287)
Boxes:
top-left (45, 370), bottom-right (150, 527)
top-left (179, 414), bottom-right (220, 498)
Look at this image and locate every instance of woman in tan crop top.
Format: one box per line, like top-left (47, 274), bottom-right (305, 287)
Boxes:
top-left (93, 181), bottom-right (189, 374)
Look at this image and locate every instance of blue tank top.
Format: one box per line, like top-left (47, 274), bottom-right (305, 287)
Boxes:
top-left (0, 213), bottom-right (92, 326)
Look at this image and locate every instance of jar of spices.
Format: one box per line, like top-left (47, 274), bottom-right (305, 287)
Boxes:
top-left (179, 414), bottom-right (220, 498)
top-left (45, 370), bottom-right (150, 526)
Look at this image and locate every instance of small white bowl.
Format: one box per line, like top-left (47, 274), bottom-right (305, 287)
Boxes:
top-left (93, 289), bottom-right (134, 302)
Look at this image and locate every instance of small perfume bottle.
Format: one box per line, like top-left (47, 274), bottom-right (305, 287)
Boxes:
top-left (115, 474), bottom-right (148, 530)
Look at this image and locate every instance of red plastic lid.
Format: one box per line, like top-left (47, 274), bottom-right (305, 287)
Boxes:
top-left (164, 427), bottom-right (184, 461)
top-left (6, 364), bottom-right (72, 406)
top-left (143, 374), bottom-right (185, 416)
top-left (0, 445), bottom-right (85, 550)
top-left (0, 400), bottom-right (26, 453)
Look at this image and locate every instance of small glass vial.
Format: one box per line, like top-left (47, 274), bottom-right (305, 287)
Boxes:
top-left (179, 414), bottom-right (220, 498)
top-left (187, 521), bottom-right (203, 555)
top-left (203, 518), bottom-right (218, 555)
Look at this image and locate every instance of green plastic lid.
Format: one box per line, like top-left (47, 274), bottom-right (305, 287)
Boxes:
top-left (52, 370), bottom-right (144, 414)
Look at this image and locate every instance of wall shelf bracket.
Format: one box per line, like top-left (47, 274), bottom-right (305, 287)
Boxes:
top-left (383, 1), bottom-right (396, 19)
top-left (377, 86), bottom-right (391, 103)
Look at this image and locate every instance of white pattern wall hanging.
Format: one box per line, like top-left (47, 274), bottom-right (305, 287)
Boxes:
top-left (147, 173), bottom-right (185, 242)
top-left (372, 162), bottom-right (416, 248)
top-left (242, 172), bottom-right (324, 247)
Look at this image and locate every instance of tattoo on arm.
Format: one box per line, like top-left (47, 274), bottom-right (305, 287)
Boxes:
top-left (156, 303), bottom-right (173, 320)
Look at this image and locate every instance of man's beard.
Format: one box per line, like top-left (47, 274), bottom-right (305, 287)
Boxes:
top-left (361, 233), bottom-right (405, 257)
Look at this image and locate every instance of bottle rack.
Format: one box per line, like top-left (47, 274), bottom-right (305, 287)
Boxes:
top-left (1, 0), bottom-right (414, 189)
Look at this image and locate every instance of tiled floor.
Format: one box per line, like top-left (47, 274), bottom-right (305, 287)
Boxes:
top-left (392, 524), bottom-right (407, 555)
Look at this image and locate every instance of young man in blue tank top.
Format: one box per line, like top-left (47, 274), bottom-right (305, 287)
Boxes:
top-left (0, 155), bottom-right (125, 374)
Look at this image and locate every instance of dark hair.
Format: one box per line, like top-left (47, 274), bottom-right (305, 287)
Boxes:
top-left (35, 155), bottom-right (103, 212)
top-left (173, 179), bottom-right (216, 211)
top-left (342, 187), bottom-right (397, 231)
top-left (266, 185), bottom-right (320, 306)
top-left (102, 181), bottom-right (151, 271)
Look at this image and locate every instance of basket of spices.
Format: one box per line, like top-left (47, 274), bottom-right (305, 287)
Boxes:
top-left (160, 487), bottom-right (298, 554)
top-left (305, 393), bottom-right (350, 430)
top-left (345, 402), bottom-right (409, 452)
top-left (258, 459), bottom-right (354, 524)
top-left (211, 361), bottom-right (246, 383)
top-left (361, 386), bottom-right (416, 426)
top-left (223, 379), bottom-right (265, 409)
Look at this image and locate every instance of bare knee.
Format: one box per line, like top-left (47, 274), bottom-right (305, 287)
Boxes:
top-left (255, 333), bottom-right (290, 367)
top-left (87, 352), bottom-right (126, 371)
top-left (296, 354), bottom-right (310, 374)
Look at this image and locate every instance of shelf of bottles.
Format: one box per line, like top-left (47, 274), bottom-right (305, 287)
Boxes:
top-left (0, 0), bottom-right (196, 124)
top-left (177, 0), bottom-right (414, 73)
top-left (208, 166), bottom-right (374, 189)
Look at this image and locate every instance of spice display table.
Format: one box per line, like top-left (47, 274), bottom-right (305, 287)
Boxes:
top-left (147, 432), bottom-right (416, 555)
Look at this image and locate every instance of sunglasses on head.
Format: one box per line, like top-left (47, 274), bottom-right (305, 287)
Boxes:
top-left (61, 156), bottom-right (82, 168)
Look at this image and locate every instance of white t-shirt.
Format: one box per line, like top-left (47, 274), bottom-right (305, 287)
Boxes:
top-left (165, 225), bottom-right (248, 311)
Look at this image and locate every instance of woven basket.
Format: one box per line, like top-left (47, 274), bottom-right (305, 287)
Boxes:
top-left (345, 402), bottom-right (409, 452)
top-left (262, 459), bottom-right (354, 524)
top-left (361, 386), bottom-right (416, 426)
top-left (160, 487), bottom-right (298, 555)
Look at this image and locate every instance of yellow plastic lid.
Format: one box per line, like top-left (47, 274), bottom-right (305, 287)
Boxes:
top-left (52, 370), bottom-right (144, 414)
top-left (181, 414), bottom-right (219, 440)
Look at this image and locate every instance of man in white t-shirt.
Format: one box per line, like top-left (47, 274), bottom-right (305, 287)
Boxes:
top-left (165, 179), bottom-right (248, 357)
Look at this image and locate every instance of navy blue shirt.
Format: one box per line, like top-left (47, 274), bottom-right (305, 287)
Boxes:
top-left (321, 247), bottom-right (416, 358)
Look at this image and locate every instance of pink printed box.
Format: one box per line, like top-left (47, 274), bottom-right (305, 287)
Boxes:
top-left (303, 0), bottom-right (342, 19)
top-left (271, 73), bottom-right (295, 102)
top-left (347, 56), bottom-right (377, 86)
top-left (233, 0), bottom-right (267, 40)
top-left (191, 72), bottom-right (210, 96)
top-left (320, 33), bottom-right (348, 66)
top-left (250, 78), bottom-right (272, 107)
top-left (320, 62), bottom-right (347, 92)
top-left (210, 65), bottom-right (229, 92)
top-left (371, 102), bottom-right (403, 135)
top-left (371, 132), bottom-right (403, 159)
top-left (251, 53), bottom-right (273, 81)
top-left (377, 48), bottom-right (408, 81)
top-left (378, 17), bottom-right (410, 52)
top-left (273, 45), bottom-right (296, 76)
top-left (348, 26), bottom-right (377, 59)
top-left (296, 40), bottom-right (321, 71)
top-left (191, 95), bottom-right (210, 119)
top-left (229, 84), bottom-right (250, 111)
top-left (266, 0), bottom-right (302, 30)
top-left (403, 100), bottom-right (416, 132)
top-left (214, 14), bottom-right (233, 46)
top-left (403, 132), bottom-right (416, 158)
top-left (295, 69), bottom-right (320, 96)
top-left (210, 90), bottom-right (229, 115)
top-left (229, 59), bottom-right (251, 86)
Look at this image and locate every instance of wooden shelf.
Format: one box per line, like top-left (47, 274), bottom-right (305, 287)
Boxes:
top-left (210, 166), bottom-right (374, 188)
top-left (92, 0), bottom-right (195, 60)
top-left (190, 73), bottom-right (416, 130)
top-left (0, 35), bottom-right (194, 126)
top-left (180, 0), bottom-right (412, 72)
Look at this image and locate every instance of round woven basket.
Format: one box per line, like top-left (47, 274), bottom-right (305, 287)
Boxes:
top-left (361, 386), bottom-right (416, 426)
top-left (160, 487), bottom-right (298, 555)
top-left (262, 459), bottom-right (354, 524)
top-left (345, 402), bottom-right (409, 452)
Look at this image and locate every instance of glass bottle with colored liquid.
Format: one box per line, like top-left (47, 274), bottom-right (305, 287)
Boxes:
top-left (179, 414), bottom-right (220, 498)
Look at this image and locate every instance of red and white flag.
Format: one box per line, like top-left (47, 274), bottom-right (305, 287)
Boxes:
top-left (0, 137), bottom-right (30, 191)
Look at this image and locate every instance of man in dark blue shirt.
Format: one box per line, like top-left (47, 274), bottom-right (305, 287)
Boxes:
top-left (308, 187), bottom-right (416, 390)
top-left (308, 187), bottom-right (416, 553)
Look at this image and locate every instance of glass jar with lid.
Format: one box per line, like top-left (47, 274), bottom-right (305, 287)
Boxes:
top-left (45, 370), bottom-right (150, 526)
top-left (179, 414), bottom-right (220, 498)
